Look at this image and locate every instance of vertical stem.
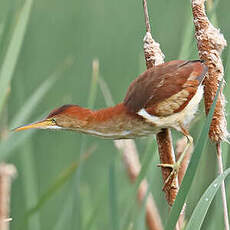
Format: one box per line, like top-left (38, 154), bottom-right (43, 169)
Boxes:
top-left (142, 0), bottom-right (179, 208)
top-left (0, 163), bottom-right (16, 230)
top-left (216, 143), bottom-right (230, 230)
top-left (142, 0), bottom-right (151, 33)
top-left (156, 129), bottom-right (179, 206)
top-left (176, 136), bottom-right (193, 229)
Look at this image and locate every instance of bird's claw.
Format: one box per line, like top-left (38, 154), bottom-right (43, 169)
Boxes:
top-left (157, 162), bottom-right (180, 190)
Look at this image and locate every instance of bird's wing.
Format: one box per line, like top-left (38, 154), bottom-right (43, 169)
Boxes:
top-left (124, 60), bottom-right (207, 116)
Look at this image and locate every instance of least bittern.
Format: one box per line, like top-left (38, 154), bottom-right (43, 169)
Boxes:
top-left (14, 60), bottom-right (207, 183)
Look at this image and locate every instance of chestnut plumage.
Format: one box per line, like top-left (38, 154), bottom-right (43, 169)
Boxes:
top-left (124, 60), bottom-right (207, 115)
top-left (14, 60), bottom-right (208, 139)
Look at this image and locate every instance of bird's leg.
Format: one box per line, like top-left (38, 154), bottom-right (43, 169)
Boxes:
top-left (158, 125), bottom-right (193, 189)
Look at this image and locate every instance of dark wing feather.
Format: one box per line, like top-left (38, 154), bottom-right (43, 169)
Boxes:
top-left (124, 60), bottom-right (207, 113)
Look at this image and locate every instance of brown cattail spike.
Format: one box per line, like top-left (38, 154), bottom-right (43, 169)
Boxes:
top-left (192, 0), bottom-right (229, 142)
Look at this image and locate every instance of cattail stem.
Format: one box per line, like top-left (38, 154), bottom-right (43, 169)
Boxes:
top-left (216, 142), bottom-right (230, 230)
top-left (156, 130), bottom-right (179, 206)
top-left (142, 0), bottom-right (180, 208)
top-left (176, 137), bottom-right (193, 229)
top-left (142, 0), bottom-right (151, 33)
top-left (0, 163), bottom-right (16, 230)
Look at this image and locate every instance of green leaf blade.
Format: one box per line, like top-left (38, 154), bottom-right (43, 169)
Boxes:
top-left (0, 0), bottom-right (33, 113)
top-left (186, 168), bottom-right (230, 230)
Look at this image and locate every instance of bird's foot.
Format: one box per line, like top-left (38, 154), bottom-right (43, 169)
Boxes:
top-left (157, 162), bottom-right (181, 190)
top-left (157, 134), bottom-right (193, 190)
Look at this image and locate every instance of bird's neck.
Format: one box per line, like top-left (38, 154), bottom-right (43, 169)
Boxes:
top-left (78, 103), bottom-right (157, 139)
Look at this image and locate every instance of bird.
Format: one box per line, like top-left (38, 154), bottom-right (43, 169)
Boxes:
top-left (14, 60), bottom-right (208, 184)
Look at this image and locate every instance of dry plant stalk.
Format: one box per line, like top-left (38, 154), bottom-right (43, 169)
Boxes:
top-left (0, 163), bottom-right (17, 230)
top-left (216, 142), bottom-right (229, 230)
top-left (143, 0), bottom-right (180, 207)
top-left (156, 130), bottom-right (179, 206)
top-left (192, 0), bottom-right (229, 229)
top-left (192, 0), bottom-right (228, 142)
top-left (176, 137), bottom-right (193, 229)
top-left (176, 137), bottom-right (193, 185)
top-left (115, 140), bottom-right (163, 230)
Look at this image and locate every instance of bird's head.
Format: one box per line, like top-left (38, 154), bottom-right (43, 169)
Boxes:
top-left (13, 105), bottom-right (92, 132)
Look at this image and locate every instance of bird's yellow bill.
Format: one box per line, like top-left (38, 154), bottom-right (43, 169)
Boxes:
top-left (13, 120), bottom-right (53, 132)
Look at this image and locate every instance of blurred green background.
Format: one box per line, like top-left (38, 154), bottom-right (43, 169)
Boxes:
top-left (0, 0), bottom-right (230, 229)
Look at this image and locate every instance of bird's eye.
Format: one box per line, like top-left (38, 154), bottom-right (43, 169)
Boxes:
top-left (51, 118), bottom-right (56, 123)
